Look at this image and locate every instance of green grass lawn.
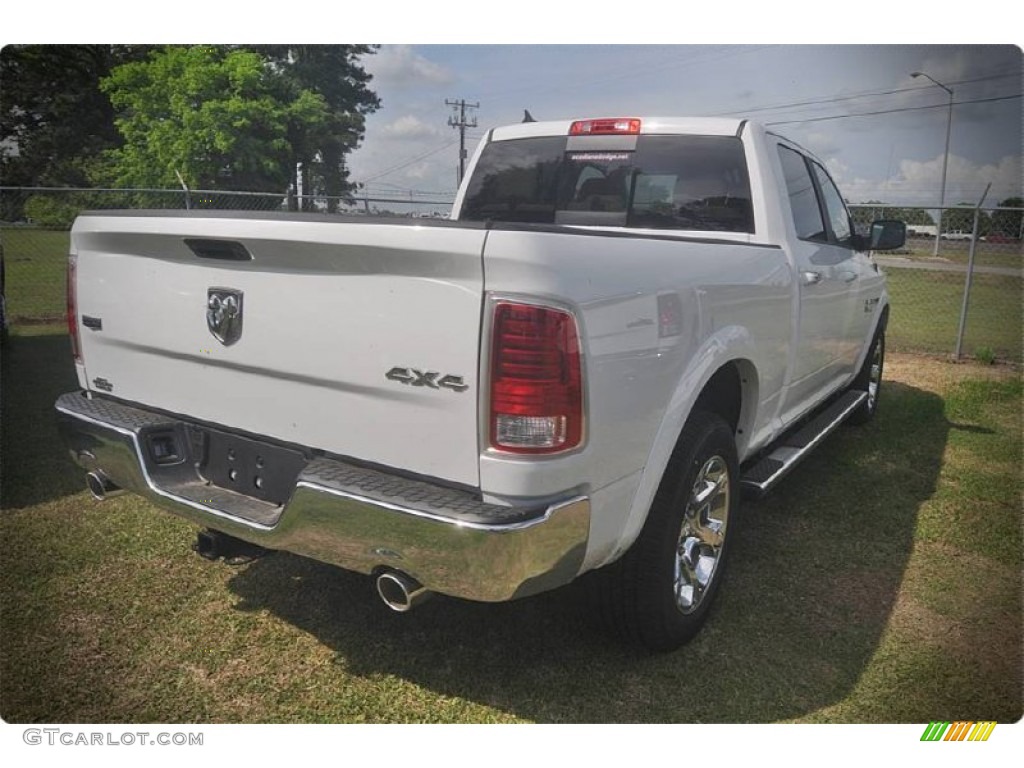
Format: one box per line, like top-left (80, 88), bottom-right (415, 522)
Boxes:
top-left (901, 238), bottom-right (1023, 270)
top-left (3, 227), bottom-right (1022, 363)
top-left (1, 227), bottom-right (70, 322)
top-left (1, 328), bottom-right (1020, 723)
top-left (883, 267), bottom-right (1022, 362)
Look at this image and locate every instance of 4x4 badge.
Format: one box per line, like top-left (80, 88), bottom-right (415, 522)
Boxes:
top-left (385, 367), bottom-right (468, 392)
top-left (207, 288), bottom-right (243, 346)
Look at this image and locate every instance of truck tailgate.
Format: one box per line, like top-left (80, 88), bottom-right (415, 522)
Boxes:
top-left (71, 213), bottom-right (487, 487)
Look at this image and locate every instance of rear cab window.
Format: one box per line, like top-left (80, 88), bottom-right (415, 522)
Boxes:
top-left (461, 134), bottom-right (755, 234)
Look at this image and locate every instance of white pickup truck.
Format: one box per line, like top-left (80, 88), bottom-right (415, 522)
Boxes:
top-left (56, 116), bottom-right (904, 650)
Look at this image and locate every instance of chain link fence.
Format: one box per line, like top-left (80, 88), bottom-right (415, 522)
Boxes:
top-left (2, 188), bottom-right (1020, 362)
top-left (0, 186), bottom-right (453, 325)
top-left (850, 204), bottom-right (1022, 363)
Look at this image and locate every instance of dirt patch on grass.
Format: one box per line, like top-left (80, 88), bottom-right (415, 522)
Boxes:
top-left (890, 539), bottom-right (1020, 666)
top-left (886, 352), bottom-right (1019, 392)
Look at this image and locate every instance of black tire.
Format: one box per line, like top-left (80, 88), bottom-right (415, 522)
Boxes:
top-left (588, 410), bottom-right (739, 652)
top-left (848, 327), bottom-right (885, 425)
top-left (0, 252), bottom-right (6, 347)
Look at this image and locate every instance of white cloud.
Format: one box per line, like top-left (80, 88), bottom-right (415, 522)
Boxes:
top-left (381, 115), bottom-right (444, 140)
top-left (839, 153), bottom-right (1022, 206)
top-left (913, 50), bottom-right (976, 90)
top-left (824, 157), bottom-right (850, 181)
top-left (901, 154), bottom-right (1021, 204)
top-left (368, 45), bottom-right (454, 88)
top-left (403, 162), bottom-right (433, 181)
top-left (801, 131), bottom-right (842, 160)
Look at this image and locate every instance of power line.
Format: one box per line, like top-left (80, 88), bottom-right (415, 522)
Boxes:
top-left (355, 69), bottom-right (1019, 188)
top-left (355, 129), bottom-right (484, 186)
top-left (765, 93), bottom-right (1022, 126)
top-left (713, 71), bottom-right (1021, 120)
top-left (715, 84), bottom-right (933, 117)
top-left (366, 182), bottom-right (458, 196)
top-left (360, 139), bottom-right (459, 182)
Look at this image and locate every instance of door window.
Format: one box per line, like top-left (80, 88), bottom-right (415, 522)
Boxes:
top-left (811, 162), bottom-right (853, 245)
top-left (778, 145), bottom-right (826, 241)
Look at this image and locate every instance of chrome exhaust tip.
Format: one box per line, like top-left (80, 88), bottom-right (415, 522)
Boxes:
top-left (376, 570), bottom-right (432, 612)
top-left (86, 471), bottom-right (125, 501)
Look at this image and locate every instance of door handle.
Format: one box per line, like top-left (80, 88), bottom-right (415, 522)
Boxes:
top-left (800, 271), bottom-right (823, 286)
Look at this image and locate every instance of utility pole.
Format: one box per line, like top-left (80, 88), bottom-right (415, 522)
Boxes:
top-left (446, 98), bottom-right (479, 186)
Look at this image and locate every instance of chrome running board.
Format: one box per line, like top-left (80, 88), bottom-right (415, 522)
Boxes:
top-left (740, 391), bottom-right (867, 498)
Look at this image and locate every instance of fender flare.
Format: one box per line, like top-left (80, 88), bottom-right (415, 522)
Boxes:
top-left (851, 294), bottom-right (890, 377)
top-left (602, 324), bottom-right (761, 565)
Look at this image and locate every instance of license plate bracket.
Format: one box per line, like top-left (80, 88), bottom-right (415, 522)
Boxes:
top-left (197, 428), bottom-right (306, 505)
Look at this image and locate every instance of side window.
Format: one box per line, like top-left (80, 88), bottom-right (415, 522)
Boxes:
top-left (778, 146), bottom-right (826, 241)
top-left (810, 162), bottom-right (853, 245)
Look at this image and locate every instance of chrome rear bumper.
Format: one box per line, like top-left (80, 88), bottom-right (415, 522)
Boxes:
top-left (55, 391), bottom-right (590, 602)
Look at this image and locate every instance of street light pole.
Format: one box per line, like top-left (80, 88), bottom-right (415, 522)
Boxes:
top-left (912, 71), bottom-right (953, 258)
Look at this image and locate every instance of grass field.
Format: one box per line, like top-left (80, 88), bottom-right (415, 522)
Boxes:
top-left (900, 237), bottom-right (1022, 270)
top-left (1, 228), bottom-right (70, 322)
top-left (884, 268), bottom-right (1022, 362)
top-left (3, 226), bottom-right (1020, 360)
top-left (1, 326), bottom-right (1020, 724)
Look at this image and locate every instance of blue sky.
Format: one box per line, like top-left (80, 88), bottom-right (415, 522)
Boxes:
top-left (349, 44), bottom-right (1022, 208)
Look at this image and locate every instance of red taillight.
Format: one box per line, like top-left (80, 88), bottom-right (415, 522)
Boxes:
top-left (569, 118), bottom-right (641, 136)
top-left (489, 301), bottom-right (583, 454)
top-left (67, 254), bottom-right (81, 363)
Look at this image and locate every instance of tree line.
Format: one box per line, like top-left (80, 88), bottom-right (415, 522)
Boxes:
top-left (1, 45), bottom-right (380, 217)
top-left (855, 200), bottom-right (1023, 239)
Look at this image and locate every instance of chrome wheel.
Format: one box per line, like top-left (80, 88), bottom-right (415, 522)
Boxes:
top-left (867, 335), bottom-right (883, 412)
top-left (849, 328), bottom-right (885, 426)
top-left (588, 410), bottom-right (738, 651)
top-left (674, 455), bottom-right (730, 614)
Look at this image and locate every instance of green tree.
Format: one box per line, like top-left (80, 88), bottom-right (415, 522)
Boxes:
top-left (853, 202), bottom-right (935, 232)
top-left (895, 207), bottom-right (935, 226)
top-left (252, 46), bottom-right (380, 210)
top-left (99, 46), bottom-right (332, 192)
top-left (990, 197), bottom-right (1023, 238)
top-left (1, 45), bottom-right (152, 218)
top-left (944, 204), bottom-right (990, 235)
top-left (1, 45), bottom-right (153, 186)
